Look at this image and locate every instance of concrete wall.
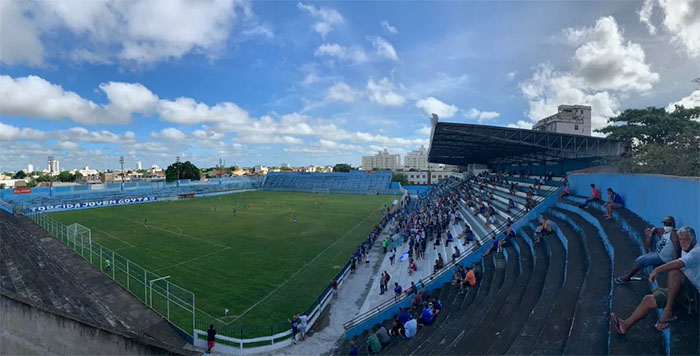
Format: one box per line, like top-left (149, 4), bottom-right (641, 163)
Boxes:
top-left (568, 173), bottom-right (700, 229)
top-left (0, 293), bottom-right (183, 355)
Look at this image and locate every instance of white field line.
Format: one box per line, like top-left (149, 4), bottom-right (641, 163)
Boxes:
top-left (153, 247), bottom-right (231, 273)
top-left (91, 227), bottom-right (137, 248)
top-left (113, 215), bottom-right (228, 248)
top-left (226, 217), bottom-right (368, 325)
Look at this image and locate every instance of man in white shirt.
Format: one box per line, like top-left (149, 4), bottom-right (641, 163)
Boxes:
top-left (403, 318), bottom-right (418, 339)
top-left (615, 216), bottom-right (680, 284)
top-left (611, 226), bottom-right (698, 334)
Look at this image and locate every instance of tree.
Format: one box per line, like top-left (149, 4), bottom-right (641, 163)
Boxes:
top-left (13, 170), bottom-right (26, 179)
top-left (392, 173), bottom-right (409, 186)
top-left (165, 161), bottom-right (201, 181)
top-left (597, 105), bottom-right (700, 176)
top-left (57, 171), bottom-right (73, 182)
top-left (333, 163), bottom-right (352, 172)
top-left (0, 183), bottom-right (6, 189)
top-left (279, 166), bottom-right (293, 171)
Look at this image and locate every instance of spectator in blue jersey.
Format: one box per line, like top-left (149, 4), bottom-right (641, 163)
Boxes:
top-left (604, 187), bottom-right (625, 219)
top-left (418, 303), bottom-right (435, 326)
top-left (498, 225), bottom-right (516, 253)
top-left (398, 307), bottom-right (412, 325)
top-left (483, 235), bottom-right (500, 256)
top-left (394, 282), bottom-right (403, 302)
top-left (207, 324), bottom-right (216, 352)
top-left (288, 315), bottom-right (299, 345)
top-left (506, 198), bottom-right (516, 213)
top-left (348, 340), bottom-right (358, 356)
top-left (433, 297), bottom-right (443, 316)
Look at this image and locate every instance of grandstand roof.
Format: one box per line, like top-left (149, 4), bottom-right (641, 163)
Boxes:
top-left (427, 119), bottom-right (629, 166)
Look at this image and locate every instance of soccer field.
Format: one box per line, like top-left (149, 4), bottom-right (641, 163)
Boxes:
top-left (48, 191), bottom-right (396, 334)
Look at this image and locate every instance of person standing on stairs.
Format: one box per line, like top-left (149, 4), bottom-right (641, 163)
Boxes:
top-left (615, 216), bottom-right (680, 285)
top-left (611, 226), bottom-right (699, 334)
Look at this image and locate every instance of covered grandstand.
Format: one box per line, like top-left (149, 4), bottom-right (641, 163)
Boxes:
top-left (338, 120), bottom-right (698, 355)
top-left (262, 170), bottom-right (402, 195)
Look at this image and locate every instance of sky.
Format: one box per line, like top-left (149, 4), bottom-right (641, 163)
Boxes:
top-left (1, 0), bottom-right (699, 172)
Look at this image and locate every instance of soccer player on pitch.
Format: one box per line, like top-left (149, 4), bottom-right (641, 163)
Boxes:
top-left (144, 217), bottom-right (148, 229)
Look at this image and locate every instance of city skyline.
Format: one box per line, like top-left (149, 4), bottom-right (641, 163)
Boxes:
top-left (1, 1), bottom-right (699, 171)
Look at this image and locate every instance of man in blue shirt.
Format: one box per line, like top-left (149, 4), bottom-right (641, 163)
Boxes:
top-left (394, 283), bottom-right (403, 302)
top-left (418, 304), bottom-right (435, 326)
top-left (398, 307), bottom-right (411, 325)
top-left (604, 187), bottom-right (625, 219)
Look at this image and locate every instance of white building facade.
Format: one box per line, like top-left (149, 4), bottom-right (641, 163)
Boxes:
top-left (362, 149), bottom-right (401, 171)
top-left (532, 104), bottom-right (591, 136)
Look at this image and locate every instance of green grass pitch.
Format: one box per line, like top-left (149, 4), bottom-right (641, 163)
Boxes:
top-left (48, 191), bottom-right (397, 334)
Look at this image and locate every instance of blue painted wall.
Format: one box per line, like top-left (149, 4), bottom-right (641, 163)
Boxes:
top-left (568, 173), bottom-right (700, 230)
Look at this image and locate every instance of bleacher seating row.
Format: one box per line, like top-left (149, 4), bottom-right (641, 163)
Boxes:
top-left (341, 172), bottom-right (698, 355)
top-left (262, 170), bottom-right (400, 194)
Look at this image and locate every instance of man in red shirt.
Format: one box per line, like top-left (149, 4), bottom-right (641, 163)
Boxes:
top-left (579, 183), bottom-right (601, 208)
top-left (331, 279), bottom-right (339, 298)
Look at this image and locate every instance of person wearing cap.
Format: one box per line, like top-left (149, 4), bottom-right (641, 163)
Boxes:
top-left (611, 226), bottom-right (698, 334)
top-left (615, 216), bottom-right (681, 285)
top-left (604, 187), bottom-right (625, 219)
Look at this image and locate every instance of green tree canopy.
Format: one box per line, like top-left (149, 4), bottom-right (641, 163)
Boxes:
top-left (57, 171), bottom-right (73, 182)
top-left (597, 105), bottom-right (700, 176)
top-left (392, 173), bottom-right (409, 186)
top-left (165, 161), bottom-right (201, 181)
top-left (333, 163), bottom-right (352, 172)
top-left (12, 170), bottom-right (26, 179)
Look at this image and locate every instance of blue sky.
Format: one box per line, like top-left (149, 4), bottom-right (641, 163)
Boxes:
top-left (1, 0), bottom-right (699, 172)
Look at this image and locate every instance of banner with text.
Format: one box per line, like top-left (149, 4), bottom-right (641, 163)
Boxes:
top-left (28, 196), bottom-right (158, 213)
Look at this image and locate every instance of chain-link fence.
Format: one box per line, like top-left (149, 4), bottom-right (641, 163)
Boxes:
top-left (28, 213), bottom-right (196, 337)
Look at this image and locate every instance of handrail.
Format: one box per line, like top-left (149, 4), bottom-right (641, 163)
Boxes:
top-left (342, 177), bottom-right (560, 330)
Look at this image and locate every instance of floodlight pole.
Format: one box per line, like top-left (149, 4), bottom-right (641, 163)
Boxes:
top-left (119, 156), bottom-right (125, 190)
top-left (149, 275), bottom-right (170, 308)
top-left (176, 156), bottom-right (180, 187)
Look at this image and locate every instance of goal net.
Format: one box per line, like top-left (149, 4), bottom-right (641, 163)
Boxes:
top-left (313, 188), bottom-right (330, 194)
top-left (67, 223), bottom-right (92, 249)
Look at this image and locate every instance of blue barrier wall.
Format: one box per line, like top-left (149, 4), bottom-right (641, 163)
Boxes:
top-left (568, 173), bottom-right (700, 230)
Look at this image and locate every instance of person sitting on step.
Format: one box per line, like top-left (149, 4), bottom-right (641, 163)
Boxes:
top-left (534, 216), bottom-right (552, 243)
top-left (579, 183), bottom-right (601, 208)
top-left (604, 187), bottom-right (625, 219)
top-left (611, 226), bottom-right (699, 334)
top-left (615, 216), bottom-right (680, 285)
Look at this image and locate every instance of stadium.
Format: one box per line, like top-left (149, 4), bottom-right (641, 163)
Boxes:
top-left (1, 2), bottom-right (700, 356)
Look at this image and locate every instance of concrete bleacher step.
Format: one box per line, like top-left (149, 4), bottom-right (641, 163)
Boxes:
top-left (454, 245), bottom-right (519, 354)
top-left (530, 213), bottom-right (587, 355)
top-left (559, 201), bottom-right (667, 355)
top-left (506, 225), bottom-right (565, 355)
top-left (443, 252), bottom-right (508, 354)
top-left (487, 232), bottom-right (547, 354)
top-left (470, 236), bottom-right (534, 354)
top-left (549, 207), bottom-right (612, 355)
top-left (422, 255), bottom-right (494, 356)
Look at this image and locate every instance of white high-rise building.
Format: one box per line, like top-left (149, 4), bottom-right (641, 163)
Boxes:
top-left (404, 145), bottom-right (429, 170)
top-left (533, 105), bottom-right (591, 136)
top-left (362, 149), bottom-right (401, 171)
top-left (47, 158), bottom-right (59, 173)
top-left (26, 164), bottom-right (33, 173)
top-left (136, 161), bottom-right (142, 170)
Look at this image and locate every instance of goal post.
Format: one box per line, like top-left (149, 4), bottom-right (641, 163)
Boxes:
top-left (67, 223), bottom-right (92, 261)
top-left (312, 188), bottom-right (330, 194)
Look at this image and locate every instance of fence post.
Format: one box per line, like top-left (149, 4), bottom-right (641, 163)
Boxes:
top-left (166, 281), bottom-right (170, 320)
top-left (271, 325), bottom-right (274, 345)
top-left (127, 260), bottom-right (130, 290)
top-left (192, 294), bottom-right (196, 337)
top-left (144, 270), bottom-right (148, 302)
top-left (112, 250), bottom-right (115, 279)
top-left (240, 328), bottom-right (244, 350)
top-left (81, 233), bottom-right (84, 257)
top-left (100, 245), bottom-right (103, 272)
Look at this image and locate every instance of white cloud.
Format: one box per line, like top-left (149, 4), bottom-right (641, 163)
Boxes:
top-left (0, 75), bottom-right (111, 125)
top-left (521, 16), bottom-right (658, 132)
top-left (150, 128), bottom-right (187, 141)
top-left (638, 0), bottom-right (656, 34)
top-left (465, 108), bottom-right (500, 122)
top-left (381, 20), bottom-right (398, 34)
top-left (297, 2), bottom-right (344, 37)
top-left (241, 24), bottom-right (274, 39)
top-left (56, 140), bottom-right (80, 151)
top-left (416, 126), bottom-right (432, 135)
top-left (666, 88), bottom-right (700, 112)
top-left (325, 82), bottom-right (359, 103)
top-left (0, 122), bottom-right (45, 141)
top-left (127, 141), bottom-right (171, 152)
top-left (563, 16), bottom-right (659, 92)
top-left (415, 97), bottom-right (458, 118)
top-left (99, 82), bottom-right (159, 113)
top-left (236, 135), bottom-right (304, 145)
top-left (370, 36), bottom-right (399, 61)
top-left (507, 120), bottom-right (534, 129)
top-left (506, 71), bottom-right (517, 81)
top-left (158, 97), bottom-right (251, 127)
top-left (193, 127), bottom-right (225, 141)
top-left (639, 0), bottom-right (700, 57)
top-left (57, 127), bottom-right (135, 143)
top-left (315, 43), bottom-right (368, 64)
top-left (366, 77), bottom-right (406, 107)
top-left (0, 0), bottom-right (44, 66)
